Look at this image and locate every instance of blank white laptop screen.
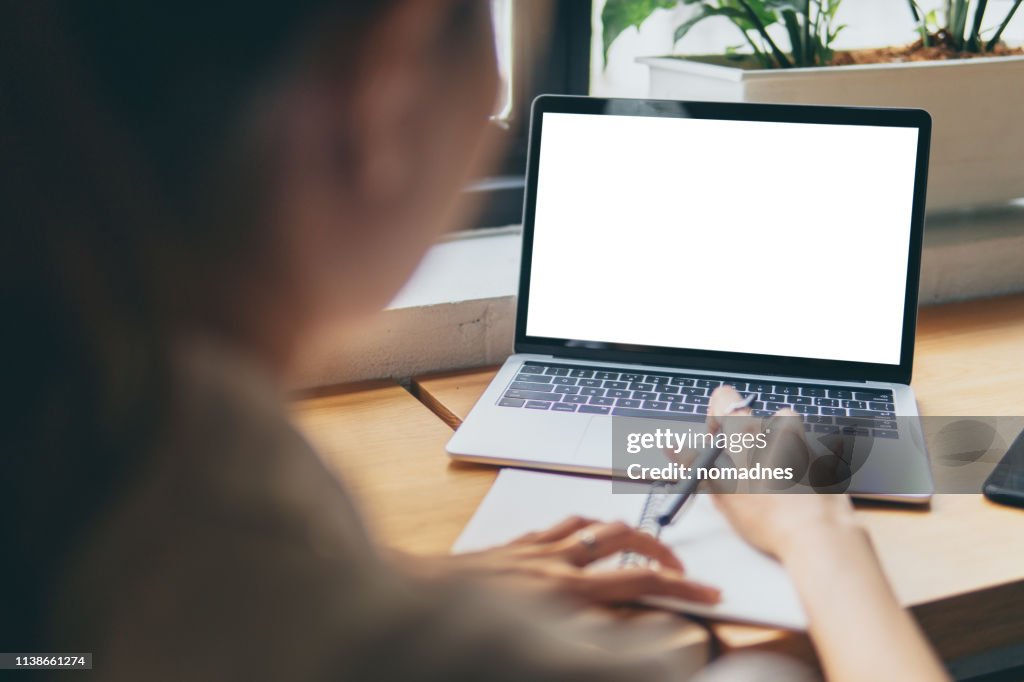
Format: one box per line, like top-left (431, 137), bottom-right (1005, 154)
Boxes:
top-left (525, 112), bottom-right (920, 366)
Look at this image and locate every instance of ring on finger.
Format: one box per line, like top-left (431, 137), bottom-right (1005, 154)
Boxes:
top-left (576, 529), bottom-right (599, 553)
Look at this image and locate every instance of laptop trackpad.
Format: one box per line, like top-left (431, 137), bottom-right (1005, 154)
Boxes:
top-left (574, 418), bottom-right (614, 472)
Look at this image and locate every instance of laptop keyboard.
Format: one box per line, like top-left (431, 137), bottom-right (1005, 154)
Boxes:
top-left (498, 361), bottom-right (898, 438)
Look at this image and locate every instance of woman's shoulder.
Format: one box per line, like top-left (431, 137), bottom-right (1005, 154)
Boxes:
top-left (53, 341), bottom-right (379, 662)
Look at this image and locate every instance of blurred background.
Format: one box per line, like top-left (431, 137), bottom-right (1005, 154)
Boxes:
top-left (476, 0), bottom-right (1024, 226)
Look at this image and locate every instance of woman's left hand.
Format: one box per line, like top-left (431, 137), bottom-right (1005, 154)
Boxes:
top-left (393, 515), bottom-right (720, 606)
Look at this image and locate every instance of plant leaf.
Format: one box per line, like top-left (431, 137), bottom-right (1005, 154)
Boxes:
top-left (602, 0), bottom-right (680, 64)
top-left (762, 0), bottom-right (805, 11)
top-left (781, 9), bottom-right (804, 65)
top-left (673, 4), bottom-right (748, 43)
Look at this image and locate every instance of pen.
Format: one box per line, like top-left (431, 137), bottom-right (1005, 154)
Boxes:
top-left (656, 393), bottom-right (755, 527)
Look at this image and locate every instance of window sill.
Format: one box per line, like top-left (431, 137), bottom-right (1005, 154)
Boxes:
top-left (291, 208), bottom-right (1024, 388)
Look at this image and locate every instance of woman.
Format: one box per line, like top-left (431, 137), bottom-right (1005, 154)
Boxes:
top-left (3, 1), bottom-right (947, 680)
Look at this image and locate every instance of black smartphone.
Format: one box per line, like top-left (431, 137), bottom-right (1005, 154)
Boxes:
top-left (983, 428), bottom-right (1024, 508)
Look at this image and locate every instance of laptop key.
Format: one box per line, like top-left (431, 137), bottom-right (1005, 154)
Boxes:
top-left (629, 383), bottom-right (655, 392)
top-left (499, 398), bottom-right (525, 408)
top-left (511, 381), bottom-right (557, 391)
top-left (828, 389), bottom-right (853, 399)
top-left (580, 387), bottom-right (605, 397)
top-left (594, 371), bottom-right (619, 380)
top-left (519, 364), bottom-right (545, 374)
top-left (577, 379), bottom-right (602, 387)
top-left (774, 385), bottom-right (800, 395)
top-left (505, 389), bottom-right (558, 401)
top-left (748, 382), bottom-right (772, 392)
top-left (801, 387), bottom-right (826, 397)
top-left (603, 380), bottom-right (629, 389)
top-left (632, 391), bottom-right (658, 400)
top-left (821, 407), bottom-right (846, 416)
top-left (660, 394), bottom-right (686, 403)
top-left (854, 392), bottom-right (889, 402)
top-left (763, 393), bottom-right (785, 403)
top-left (669, 377), bottom-right (694, 386)
top-left (694, 406), bottom-right (708, 415)
top-left (678, 387), bottom-right (707, 396)
top-left (606, 389), bottom-right (631, 399)
top-left (793, 405), bottom-right (818, 415)
top-left (646, 376), bottom-right (671, 385)
top-left (617, 399), bottom-right (643, 408)
top-left (669, 403), bottom-right (695, 412)
top-left (569, 369), bottom-right (594, 378)
top-left (524, 401), bottom-right (551, 409)
top-left (553, 386), bottom-right (580, 395)
top-left (850, 408), bottom-right (894, 418)
top-left (562, 395), bottom-right (590, 404)
top-left (545, 367), bottom-right (569, 376)
top-left (612, 407), bottom-right (702, 422)
top-left (790, 396), bottom-right (812, 405)
top-left (551, 403), bottom-right (577, 412)
top-left (643, 401), bottom-right (668, 410)
top-left (843, 400), bottom-right (867, 409)
top-left (836, 417), bottom-right (878, 428)
top-left (752, 409), bottom-right (773, 417)
top-left (589, 397), bottom-right (615, 406)
top-left (723, 381), bottom-right (747, 391)
top-left (579, 405), bottom-right (610, 415)
top-left (805, 415), bottom-right (833, 424)
top-left (765, 402), bottom-right (788, 411)
top-left (873, 429), bottom-right (899, 438)
top-left (620, 373), bottom-right (644, 382)
top-left (869, 402), bottom-right (893, 411)
top-left (696, 379), bottom-right (721, 389)
top-left (814, 398), bottom-right (839, 407)
top-left (551, 377), bottom-right (576, 385)
top-left (516, 374), bottom-right (552, 383)
top-left (658, 385), bottom-right (680, 394)
top-left (688, 396), bottom-right (710, 405)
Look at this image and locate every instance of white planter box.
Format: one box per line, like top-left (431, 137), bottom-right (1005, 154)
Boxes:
top-left (639, 55), bottom-right (1024, 213)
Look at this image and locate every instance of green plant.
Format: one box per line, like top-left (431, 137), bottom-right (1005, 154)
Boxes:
top-left (601, 0), bottom-right (846, 69)
top-left (907, 0), bottom-right (1023, 52)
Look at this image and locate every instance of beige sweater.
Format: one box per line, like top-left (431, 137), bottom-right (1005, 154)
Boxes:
top-left (53, 344), bottom-right (804, 681)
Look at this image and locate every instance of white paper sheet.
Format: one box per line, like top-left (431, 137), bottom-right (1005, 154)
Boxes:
top-left (454, 469), bottom-right (806, 630)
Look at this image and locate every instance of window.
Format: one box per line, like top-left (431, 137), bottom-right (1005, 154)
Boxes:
top-left (593, 0), bottom-right (1024, 96)
top-left (491, 0), bottom-right (515, 124)
top-left (472, 0), bottom-right (1024, 227)
top-left (469, 1), bottom-right (592, 228)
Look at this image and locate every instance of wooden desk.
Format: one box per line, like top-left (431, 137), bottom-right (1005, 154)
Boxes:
top-left (411, 294), bottom-right (1024, 664)
top-left (291, 380), bottom-right (709, 665)
top-left (291, 381), bottom-right (496, 553)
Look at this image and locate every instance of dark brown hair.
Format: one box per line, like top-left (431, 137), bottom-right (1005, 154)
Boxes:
top-left (0, 0), bottom-right (414, 649)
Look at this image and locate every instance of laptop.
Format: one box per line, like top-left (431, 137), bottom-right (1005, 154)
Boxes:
top-left (447, 96), bottom-right (934, 503)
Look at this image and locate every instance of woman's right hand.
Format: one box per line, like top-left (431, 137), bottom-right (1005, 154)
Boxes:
top-left (711, 489), bottom-right (860, 560)
top-left (706, 384), bottom-right (948, 681)
top-left (706, 385), bottom-right (863, 560)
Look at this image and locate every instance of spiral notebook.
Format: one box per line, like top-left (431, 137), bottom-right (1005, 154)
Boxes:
top-left (453, 469), bottom-right (807, 630)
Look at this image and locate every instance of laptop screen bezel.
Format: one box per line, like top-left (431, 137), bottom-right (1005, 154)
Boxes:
top-left (514, 95), bottom-right (931, 385)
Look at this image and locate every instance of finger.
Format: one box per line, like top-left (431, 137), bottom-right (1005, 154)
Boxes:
top-left (574, 567), bottom-right (721, 605)
top-left (759, 409), bottom-right (814, 489)
top-left (556, 522), bottom-right (683, 571)
top-left (509, 516), bottom-right (595, 546)
top-left (707, 385), bottom-right (751, 434)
